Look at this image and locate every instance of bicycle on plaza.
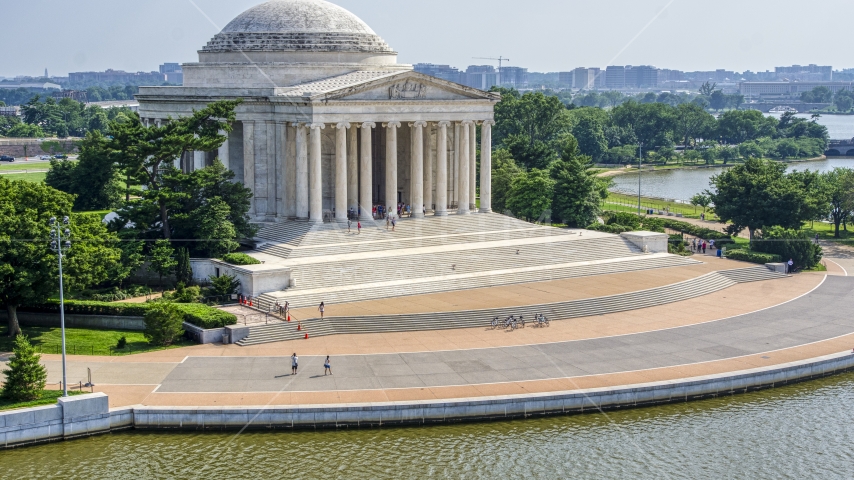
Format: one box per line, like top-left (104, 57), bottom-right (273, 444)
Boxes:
top-left (534, 313), bottom-right (550, 327)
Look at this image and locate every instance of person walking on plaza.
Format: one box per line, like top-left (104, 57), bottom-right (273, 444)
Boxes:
top-left (318, 302), bottom-right (325, 319)
top-left (347, 219), bottom-right (351, 233)
top-left (357, 221), bottom-right (361, 234)
top-left (386, 215), bottom-right (390, 230)
top-left (291, 353), bottom-right (299, 375)
top-left (324, 356), bottom-right (332, 375)
top-left (391, 217), bottom-right (396, 231)
top-left (788, 258), bottom-right (794, 274)
top-left (702, 241), bottom-right (707, 254)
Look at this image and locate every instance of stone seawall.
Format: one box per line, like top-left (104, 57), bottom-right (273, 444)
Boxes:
top-left (128, 352), bottom-right (854, 430)
top-left (3, 352), bottom-right (853, 448)
top-left (0, 138), bottom-right (79, 158)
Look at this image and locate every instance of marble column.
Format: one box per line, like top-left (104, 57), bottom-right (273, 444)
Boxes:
top-left (453, 123), bottom-right (461, 208)
top-left (360, 122), bottom-right (376, 221)
top-left (266, 121), bottom-right (277, 220)
top-left (285, 124), bottom-right (297, 219)
top-left (384, 121), bottom-right (401, 218)
top-left (347, 125), bottom-right (359, 213)
top-left (423, 122), bottom-right (433, 212)
top-left (309, 123), bottom-right (325, 223)
top-left (243, 121), bottom-right (256, 217)
top-left (193, 150), bottom-right (205, 172)
top-left (480, 120), bottom-right (495, 213)
top-left (294, 123), bottom-right (309, 220)
top-left (435, 121), bottom-right (450, 216)
top-left (411, 121), bottom-right (426, 218)
top-left (458, 121), bottom-right (472, 215)
top-left (276, 121), bottom-right (287, 220)
top-left (218, 132), bottom-right (229, 167)
top-left (335, 123), bottom-right (349, 222)
top-left (469, 121), bottom-right (478, 211)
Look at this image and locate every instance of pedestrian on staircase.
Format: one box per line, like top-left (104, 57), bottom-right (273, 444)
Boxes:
top-left (318, 302), bottom-right (325, 319)
top-left (392, 217), bottom-right (396, 231)
top-left (348, 219), bottom-right (351, 233)
top-left (357, 221), bottom-right (362, 234)
top-left (324, 356), bottom-right (332, 375)
top-left (291, 353), bottom-right (299, 375)
top-left (386, 215), bottom-right (390, 230)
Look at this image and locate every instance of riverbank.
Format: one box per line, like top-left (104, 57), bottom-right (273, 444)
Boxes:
top-left (597, 155), bottom-right (829, 179)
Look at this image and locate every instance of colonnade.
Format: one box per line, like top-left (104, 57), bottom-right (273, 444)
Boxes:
top-left (143, 117), bottom-right (494, 223)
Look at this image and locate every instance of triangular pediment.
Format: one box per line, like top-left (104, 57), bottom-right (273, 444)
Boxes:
top-left (317, 72), bottom-right (500, 102)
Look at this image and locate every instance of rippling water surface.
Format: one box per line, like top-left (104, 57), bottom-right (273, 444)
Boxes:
top-left (2, 374), bottom-right (854, 479)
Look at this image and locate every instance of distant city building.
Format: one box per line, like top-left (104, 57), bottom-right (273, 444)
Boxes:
top-left (740, 81), bottom-right (852, 98)
top-left (500, 66), bottom-right (528, 88)
top-left (462, 65), bottom-right (499, 90)
top-left (633, 65), bottom-right (659, 88)
top-left (572, 67), bottom-right (595, 90)
top-left (0, 82), bottom-right (61, 91)
top-left (413, 63), bottom-right (462, 84)
top-left (775, 64), bottom-right (832, 82)
top-left (68, 69), bottom-right (167, 85)
top-left (558, 71), bottom-right (574, 87)
top-left (52, 90), bottom-right (88, 103)
top-left (159, 63), bottom-right (184, 84)
top-left (0, 106), bottom-right (20, 117)
top-left (605, 66), bottom-right (626, 89)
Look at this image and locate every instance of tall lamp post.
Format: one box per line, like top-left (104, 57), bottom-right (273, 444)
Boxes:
top-left (49, 216), bottom-right (70, 397)
top-left (637, 143), bottom-right (643, 215)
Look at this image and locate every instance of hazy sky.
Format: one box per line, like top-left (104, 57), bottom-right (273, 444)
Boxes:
top-left (3, 0), bottom-right (852, 77)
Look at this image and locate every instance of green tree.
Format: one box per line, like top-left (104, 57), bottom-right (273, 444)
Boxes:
top-left (5, 123), bottom-right (46, 138)
top-left (698, 82), bottom-right (717, 96)
top-left (1, 335), bottom-right (47, 401)
top-left (175, 247), bottom-right (193, 286)
top-left (821, 168), bottom-right (854, 237)
top-left (739, 141), bottom-right (765, 159)
top-left (752, 226), bottom-right (822, 270)
top-left (490, 149), bottom-right (523, 213)
top-left (690, 193), bottom-right (711, 215)
top-left (111, 240), bottom-right (145, 288)
top-left (716, 110), bottom-right (777, 145)
top-left (148, 239), bottom-right (177, 289)
top-left (709, 158), bottom-right (810, 239)
top-left (143, 302), bottom-right (184, 346)
top-left (210, 274), bottom-right (241, 297)
top-left (675, 103), bottom-right (716, 148)
top-left (0, 179), bottom-right (122, 336)
top-left (550, 135), bottom-right (603, 227)
top-left (506, 168), bottom-right (555, 222)
top-left (775, 138), bottom-right (799, 159)
top-left (800, 86), bottom-right (833, 103)
top-left (610, 101), bottom-right (677, 150)
top-left (569, 108), bottom-right (608, 160)
top-left (44, 131), bottom-right (122, 211)
top-left (110, 100), bottom-right (240, 239)
top-left (709, 90), bottom-right (728, 111)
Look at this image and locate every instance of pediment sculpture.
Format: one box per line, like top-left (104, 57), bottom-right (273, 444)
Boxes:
top-left (388, 81), bottom-right (428, 100)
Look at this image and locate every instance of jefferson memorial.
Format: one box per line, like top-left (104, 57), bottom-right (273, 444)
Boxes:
top-left (137, 0), bottom-right (500, 223)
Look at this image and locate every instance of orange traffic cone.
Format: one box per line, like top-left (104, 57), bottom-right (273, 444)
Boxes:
top-left (287, 315), bottom-right (291, 322)
top-left (249, 300), bottom-right (253, 307)
top-left (297, 322), bottom-right (302, 331)
top-left (304, 333), bottom-right (309, 340)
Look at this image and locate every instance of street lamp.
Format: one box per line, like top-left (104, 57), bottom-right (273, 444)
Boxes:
top-left (49, 216), bottom-right (71, 397)
top-left (638, 142), bottom-right (643, 215)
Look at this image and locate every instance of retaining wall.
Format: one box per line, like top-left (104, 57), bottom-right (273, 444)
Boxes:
top-left (3, 312), bottom-right (146, 331)
top-left (4, 352), bottom-right (853, 448)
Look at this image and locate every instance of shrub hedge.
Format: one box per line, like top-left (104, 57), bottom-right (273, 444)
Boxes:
top-left (221, 253), bottom-right (261, 266)
top-left (725, 249), bottom-right (781, 264)
top-left (20, 300), bottom-right (237, 330)
top-left (658, 219), bottom-right (735, 247)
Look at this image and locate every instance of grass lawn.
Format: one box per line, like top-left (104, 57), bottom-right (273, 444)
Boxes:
top-left (0, 390), bottom-right (85, 412)
top-left (605, 192), bottom-right (719, 221)
top-left (0, 163), bottom-right (52, 172)
top-left (0, 324), bottom-right (194, 356)
top-left (802, 222), bottom-right (854, 246)
top-left (2, 172), bottom-right (46, 183)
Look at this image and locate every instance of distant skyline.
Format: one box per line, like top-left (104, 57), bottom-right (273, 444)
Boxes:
top-left (2, 0), bottom-right (853, 77)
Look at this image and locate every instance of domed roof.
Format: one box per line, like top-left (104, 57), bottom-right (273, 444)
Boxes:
top-left (202, 0), bottom-right (394, 54)
top-left (222, 0), bottom-right (376, 35)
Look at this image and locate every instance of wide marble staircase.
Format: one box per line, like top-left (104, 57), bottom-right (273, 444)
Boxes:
top-left (235, 266), bottom-right (788, 346)
top-left (250, 213), bottom-right (700, 310)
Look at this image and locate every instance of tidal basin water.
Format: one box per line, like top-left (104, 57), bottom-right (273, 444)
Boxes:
top-left (611, 157), bottom-right (854, 201)
top-left (1, 373), bottom-right (853, 479)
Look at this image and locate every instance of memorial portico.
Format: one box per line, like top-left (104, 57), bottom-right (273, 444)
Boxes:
top-left (136, 0), bottom-right (499, 223)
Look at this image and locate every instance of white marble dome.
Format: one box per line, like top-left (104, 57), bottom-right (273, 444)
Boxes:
top-left (202, 0), bottom-right (394, 54)
top-left (222, 0), bottom-right (376, 35)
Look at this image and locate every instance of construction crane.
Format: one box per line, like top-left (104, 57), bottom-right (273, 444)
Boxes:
top-left (472, 56), bottom-right (510, 76)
